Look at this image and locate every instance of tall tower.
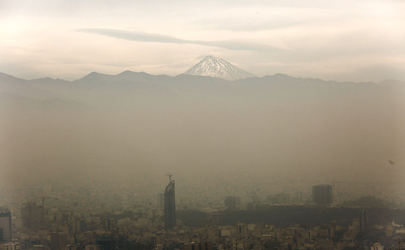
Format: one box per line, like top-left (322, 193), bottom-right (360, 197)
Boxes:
top-left (164, 178), bottom-right (176, 230)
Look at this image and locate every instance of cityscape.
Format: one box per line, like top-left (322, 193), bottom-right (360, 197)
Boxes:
top-left (1, 1), bottom-right (405, 249)
top-left (0, 174), bottom-right (405, 250)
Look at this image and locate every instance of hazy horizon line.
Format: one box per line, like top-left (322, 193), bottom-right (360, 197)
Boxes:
top-left (2, 70), bottom-right (402, 84)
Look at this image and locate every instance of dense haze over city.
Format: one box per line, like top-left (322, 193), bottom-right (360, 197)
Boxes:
top-left (1, 2), bottom-right (405, 249)
top-left (1, 62), bottom-right (405, 208)
top-left (1, 0), bottom-right (405, 208)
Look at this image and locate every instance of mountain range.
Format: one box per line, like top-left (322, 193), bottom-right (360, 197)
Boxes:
top-left (0, 55), bottom-right (404, 109)
top-left (1, 69), bottom-right (403, 108)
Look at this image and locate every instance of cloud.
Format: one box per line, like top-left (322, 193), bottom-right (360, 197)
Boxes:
top-left (79, 28), bottom-right (286, 52)
top-left (80, 28), bottom-right (186, 44)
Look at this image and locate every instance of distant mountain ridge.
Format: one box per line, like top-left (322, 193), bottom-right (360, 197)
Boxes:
top-left (183, 55), bottom-right (255, 81)
top-left (0, 69), bottom-right (403, 111)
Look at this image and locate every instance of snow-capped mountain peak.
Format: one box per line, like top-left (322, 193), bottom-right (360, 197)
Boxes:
top-left (183, 55), bottom-right (255, 81)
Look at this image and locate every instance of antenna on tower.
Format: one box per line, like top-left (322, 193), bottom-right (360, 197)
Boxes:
top-left (166, 173), bottom-right (172, 182)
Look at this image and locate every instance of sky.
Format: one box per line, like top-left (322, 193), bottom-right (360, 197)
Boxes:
top-left (1, 0), bottom-right (405, 82)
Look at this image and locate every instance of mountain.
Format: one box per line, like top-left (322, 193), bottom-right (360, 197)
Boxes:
top-left (183, 55), bottom-right (255, 81)
top-left (0, 72), bottom-right (56, 100)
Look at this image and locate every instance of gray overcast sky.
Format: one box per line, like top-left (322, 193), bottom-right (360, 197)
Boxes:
top-left (1, 0), bottom-right (404, 82)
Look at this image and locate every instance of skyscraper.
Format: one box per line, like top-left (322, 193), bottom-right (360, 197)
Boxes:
top-left (164, 180), bottom-right (176, 230)
top-left (312, 184), bottom-right (333, 205)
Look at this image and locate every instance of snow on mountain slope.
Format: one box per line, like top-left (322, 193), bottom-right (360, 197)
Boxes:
top-left (183, 55), bottom-right (255, 81)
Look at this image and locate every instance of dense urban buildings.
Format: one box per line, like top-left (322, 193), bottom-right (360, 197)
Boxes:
top-left (20, 202), bottom-right (43, 228)
top-left (164, 180), bottom-right (176, 230)
top-left (312, 184), bottom-right (333, 205)
top-left (0, 179), bottom-right (402, 250)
